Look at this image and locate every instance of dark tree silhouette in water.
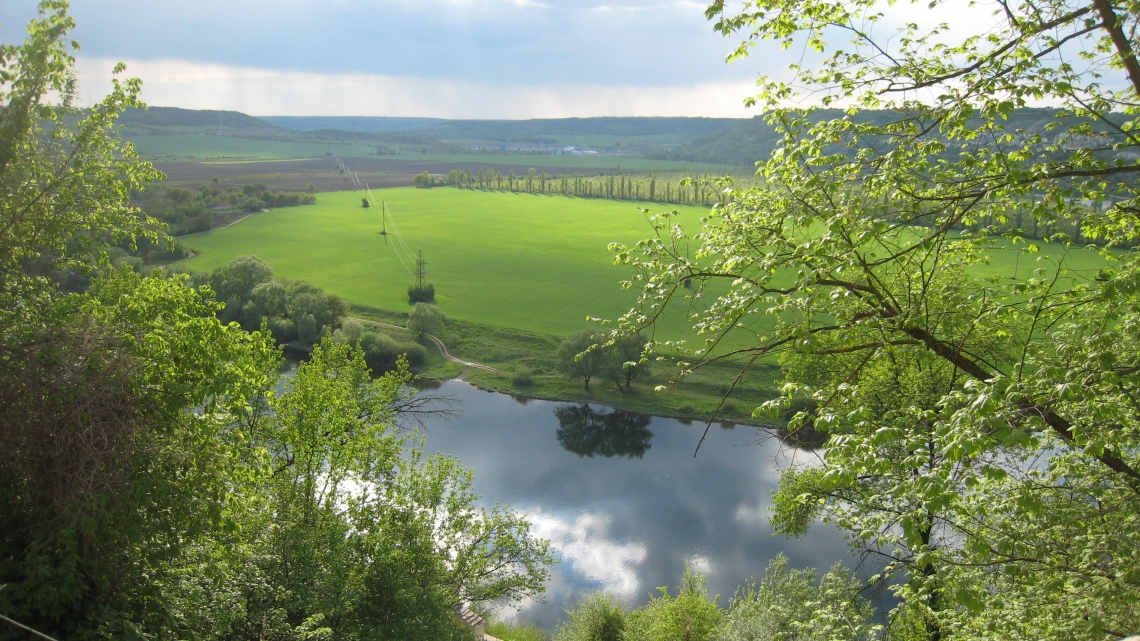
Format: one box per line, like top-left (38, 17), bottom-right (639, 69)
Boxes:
top-left (554, 404), bottom-right (653, 459)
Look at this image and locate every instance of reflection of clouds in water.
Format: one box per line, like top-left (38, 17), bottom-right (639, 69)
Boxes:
top-left (528, 510), bottom-right (648, 600)
top-left (685, 553), bottom-right (714, 577)
top-left (732, 492), bottom-right (773, 530)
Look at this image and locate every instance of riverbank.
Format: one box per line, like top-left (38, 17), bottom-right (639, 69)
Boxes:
top-left (348, 304), bottom-right (785, 427)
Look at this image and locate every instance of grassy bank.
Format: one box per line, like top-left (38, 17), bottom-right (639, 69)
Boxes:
top-left (350, 305), bottom-right (781, 426)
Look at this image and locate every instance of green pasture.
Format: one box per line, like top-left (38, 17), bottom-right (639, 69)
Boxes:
top-left (180, 188), bottom-right (1111, 344)
top-left (181, 188), bottom-right (710, 338)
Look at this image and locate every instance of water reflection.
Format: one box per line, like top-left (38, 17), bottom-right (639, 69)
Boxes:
top-left (416, 381), bottom-right (852, 629)
top-left (555, 404), bottom-right (653, 459)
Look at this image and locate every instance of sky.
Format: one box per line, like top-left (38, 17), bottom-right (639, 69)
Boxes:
top-left (0, 0), bottom-right (789, 118)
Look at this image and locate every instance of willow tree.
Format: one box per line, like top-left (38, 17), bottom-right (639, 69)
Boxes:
top-left (612, 1), bottom-right (1140, 638)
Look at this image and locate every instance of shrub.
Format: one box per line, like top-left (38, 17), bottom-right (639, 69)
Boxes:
top-left (335, 318), bottom-right (367, 345)
top-left (408, 283), bottom-right (435, 303)
top-left (266, 316), bottom-right (296, 343)
top-left (555, 592), bottom-right (626, 641)
top-left (624, 566), bottom-right (721, 641)
top-left (358, 331), bottom-right (428, 372)
top-left (512, 368), bottom-right (535, 387)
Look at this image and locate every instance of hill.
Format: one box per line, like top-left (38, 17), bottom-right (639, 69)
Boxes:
top-left (120, 106), bottom-right (279, 130)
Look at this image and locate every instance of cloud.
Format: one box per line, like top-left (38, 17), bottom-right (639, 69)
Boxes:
top-left (0, 0), bottom-right (763, 88)
top-left (75, 56), bottom-right (757, 118)
top-left (527, 510), bottom-right (648, 599)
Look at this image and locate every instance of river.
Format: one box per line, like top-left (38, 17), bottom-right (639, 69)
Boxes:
top-left (409, 379), bottom-right (853, 628)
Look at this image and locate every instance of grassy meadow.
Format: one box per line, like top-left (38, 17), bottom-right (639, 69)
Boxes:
top-left (181, 188), bottom-right (709, 339)
top-left (181, 187), bottom-right (1110, 338)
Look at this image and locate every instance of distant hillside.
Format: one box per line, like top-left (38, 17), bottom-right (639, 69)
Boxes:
top-left (261, 116), bottom-right (446, 133)
top-left (655, 108), bottom-right (1136, 166)
top-left (121, 106), bottom-right (278, 130)
top-left (263, 115), bottom-right (742, 145)
top-left (418, 117), bottom-right (741, 143)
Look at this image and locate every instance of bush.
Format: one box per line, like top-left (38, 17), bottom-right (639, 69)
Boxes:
top-left (335, 318), bottom-right (367, 345)
top-left (512, 368), bottom-right (535, 387)
top-left (624, 566), bottom-right (721, 641)
top-left (555, 592), bottom-right (626, 641)
top-left (408, 283), bottom-right (435, 303)
top-left (266, 316), bottom-right (297, 343)
top-left (358, 331), bottom-right (428, 372)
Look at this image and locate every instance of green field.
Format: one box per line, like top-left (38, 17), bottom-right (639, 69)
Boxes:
top-left (181, 188), bottom-right (710, 338)
top-left (181, 188), bottom-right (1111, 341)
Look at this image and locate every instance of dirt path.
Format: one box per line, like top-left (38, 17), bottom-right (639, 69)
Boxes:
top-left (368, 320), bottom-right (504, 374)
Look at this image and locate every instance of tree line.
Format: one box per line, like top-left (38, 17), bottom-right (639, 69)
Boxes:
top-left (420, 168), bottom-right (741, 207)
top-left (134, 181), bottom-right (316, 237)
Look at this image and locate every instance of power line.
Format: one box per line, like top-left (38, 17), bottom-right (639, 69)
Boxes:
top-left (0, 613), bottom-right (62, 641)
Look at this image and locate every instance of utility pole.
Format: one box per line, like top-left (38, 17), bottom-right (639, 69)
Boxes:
top-left (380, 200), bottom-right (388, 244)
top-left (415, 249), bottom-right (427, 290)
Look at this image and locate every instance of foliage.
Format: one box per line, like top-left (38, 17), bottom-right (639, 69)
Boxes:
top-left (716, 555), bottom-right (876, 641)
top-left (0, 0), bottom-right (160, 301)
top-left (512, 367), bottom-right (536, 386)
top-left (555, 591), bottom-right (627, 641)
top-left (624, 565), bottom-right (722, 641)
top-left (200, 255), bottom-right (345, 344)
top-left (346, 324), bottom-right (429, 371)
top-left (408, 282), bottom-right (437, 303)
top-left (415, 170), bottom-right (437, 187)
top-left (133, 181), bottom-right (314, 237)
top-left (158, 336), bottom-right (551, 639)
top-left (0, 269), bottom-right (280, 638)
top-left (408, 301), bottom-right (445, 337)
top-left (557, 330), bottom-right (649, 392)
top-left (0, 5), bottom-right (553, 638)
top-left (610, 0), bottom-right (1140, 637)
top-left (557, 329), bottom-right (610, 390)
top-left (443, 168), bottom-right (731, 207)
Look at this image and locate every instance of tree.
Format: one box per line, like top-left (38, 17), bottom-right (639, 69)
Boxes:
top-left (557, 329), bottom-right (608, 390)
top-left (610, 332), bottom-right (650, 389)
top-left (0, 1), bottom-right (159, 299)
top-left (361, 196), bottom-right (370, 208)
top-left (407, 302), bottom-right (445, 338)
top-left (611, 0), bottom-right (1140, 637)
top-left (415, 171), bottom-right (436, 187)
